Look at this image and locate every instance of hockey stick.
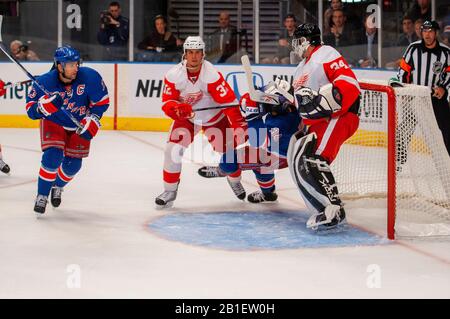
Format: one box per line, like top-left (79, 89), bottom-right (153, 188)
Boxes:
top-left (241, 55), bottom-right (279, 105)
top-left (194, 103), bottom-right (239, 112)
top-left (0, 15), bottom-right (82, 129)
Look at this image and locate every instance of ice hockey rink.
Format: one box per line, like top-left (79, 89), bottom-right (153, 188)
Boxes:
top-left (1, 128), bottom-right (449, 299)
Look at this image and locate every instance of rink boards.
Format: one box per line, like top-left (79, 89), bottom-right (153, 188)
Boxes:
top-left (0, 62), bottom-right (396, 131)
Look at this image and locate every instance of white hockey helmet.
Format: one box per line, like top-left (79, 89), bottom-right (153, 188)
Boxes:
top-left (183, 36), bottom-right (205, 54)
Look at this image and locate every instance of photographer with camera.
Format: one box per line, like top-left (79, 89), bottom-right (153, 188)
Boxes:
top-left (97, 1), bottom-right (129, 61)
top-left (9, 40), bottom-right (39, 61)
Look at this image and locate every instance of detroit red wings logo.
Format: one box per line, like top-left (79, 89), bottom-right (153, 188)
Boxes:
top-left (180, 91), bottom-right (203, 106)
top-left (77, 85), bottom-right (85, 95)
top-left (293, 74), bottom-right (310, 90)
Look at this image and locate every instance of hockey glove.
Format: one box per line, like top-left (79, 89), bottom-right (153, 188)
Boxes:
top-left (239, 92), bottom-right (266, 121)
top-left (37, 94), bottom-right (64, 117)
top-left (162, 101), bottom-right (193, 121)
top-left (77, 114), bottom-right (101, 140)
top-left (0, 80), bottom-right (5, 97)
top-left (294, 84), bottom-right (342, 120)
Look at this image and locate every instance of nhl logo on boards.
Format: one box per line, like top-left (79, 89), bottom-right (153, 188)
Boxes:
top-left (432, 61), bottom-right (443, 75)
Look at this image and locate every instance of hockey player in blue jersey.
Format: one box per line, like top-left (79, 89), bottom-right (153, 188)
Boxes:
top-left (25, 45), bottom-right (109, 214)
top-left (198, 79), bottom-right (300, 202)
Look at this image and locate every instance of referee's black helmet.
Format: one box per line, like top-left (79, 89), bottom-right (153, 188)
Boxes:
top-left (421, 20), bottom-right (440, 32)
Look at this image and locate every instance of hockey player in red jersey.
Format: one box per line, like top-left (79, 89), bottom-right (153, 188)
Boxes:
top-left (0, 79), bottom-right (11, 175)
top-left (155, 36), bottom-right (247, 208)
top-left (288, 23), bottom-right (360, 230)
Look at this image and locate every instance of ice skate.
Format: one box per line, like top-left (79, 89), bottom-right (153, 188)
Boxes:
top-left (227, 177), bottom-right (246, 200)
top-left (50, 186), bottom-right (63, 208)
top-left (247, 190), bottom-right (278, 203)
top-left (198, 166), bottom-right (225, 178)
top-left (0, 159), bottom-right (10, 175)
top-left (34, 195), bottom-right (48, 215)
top-left (155, 190), bottom-right (177, 209)
top-left (306, 204), bottom-right (346, 231)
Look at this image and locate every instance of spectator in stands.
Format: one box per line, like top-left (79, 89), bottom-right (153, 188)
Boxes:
top-left (397, 16), bottom-right (419, 46)
top-left (323, 9), bottom-right (353, 48)
top-left (443, 24), bottom-right (450, 46)
top-left (406, 0), bottom-right (431, 23)
top-left (323, 0), bottom-right (343, 36)
top-left (415, 19), bottom-right (424, 40)
top-left (136, 15), bottom-right (182, 62)
top-left (97, 1), bottom-right (129, 61)
top-left (10, 40), bottom-right (39, 61)
top-left (272, 14), bottom-right (298, 64)
top-left (357, 14), bottom-right (378, 68)
top-left (206, 11), bottom-right (238, 63)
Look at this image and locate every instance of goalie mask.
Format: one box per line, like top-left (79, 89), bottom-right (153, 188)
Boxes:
top-left (292, 23), bottom-right (322, 59)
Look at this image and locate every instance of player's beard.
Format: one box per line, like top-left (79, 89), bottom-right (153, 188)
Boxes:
top-left (59, 69), bottom-right (77, 84)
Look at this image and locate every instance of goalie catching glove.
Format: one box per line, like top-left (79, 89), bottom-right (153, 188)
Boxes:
top-left (76, 114), bottom-right (101, 140)
top-left (294, 83), bottom-right (342, 120)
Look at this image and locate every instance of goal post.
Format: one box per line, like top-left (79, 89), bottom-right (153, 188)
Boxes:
top-left (332, 80), bottom-right (450, 239)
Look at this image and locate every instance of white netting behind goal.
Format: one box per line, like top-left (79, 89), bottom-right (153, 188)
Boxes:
top-left (331, 80), bottom-right (450, 237)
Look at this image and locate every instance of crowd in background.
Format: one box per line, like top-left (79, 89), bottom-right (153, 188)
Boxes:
top-left (2, 0), bottom-right (450, 68)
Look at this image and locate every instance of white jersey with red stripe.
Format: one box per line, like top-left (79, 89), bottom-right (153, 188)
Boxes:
top-left (292, 45), bottom-right (360, 124)
top-left (163, 60), bottom-right (237, 126)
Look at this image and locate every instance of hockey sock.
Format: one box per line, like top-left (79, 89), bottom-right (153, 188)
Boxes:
top-left (163, 142), bottom-right (186, 191)
top-left (38, 148), bottom-right (64, 196)
top-left (55, 156), bottom-right (82, 188)
top-left (253, 171), bottom-right (276, 193)
top-left (219, 149), bottom-right (240, 176)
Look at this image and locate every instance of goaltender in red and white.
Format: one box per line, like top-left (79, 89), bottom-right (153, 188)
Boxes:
top-left (288, 23), bottom-right (361, 230)
top-left (155, 36), bottom-right (247, 208)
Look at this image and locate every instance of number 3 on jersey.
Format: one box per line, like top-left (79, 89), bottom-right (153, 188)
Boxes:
top-left (216, 81), bottom-right (229, 97)
top-left (330, 59), bottom-right (349, 70)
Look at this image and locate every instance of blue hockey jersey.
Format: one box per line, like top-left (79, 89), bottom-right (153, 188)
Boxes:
top-left (247, 111), bottom-right (301, 157)
top-left (26, 67), bottom-right (109, 129)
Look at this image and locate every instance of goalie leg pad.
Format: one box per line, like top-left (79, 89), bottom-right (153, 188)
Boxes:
top-left (287, 132), bottom-right (342, 214)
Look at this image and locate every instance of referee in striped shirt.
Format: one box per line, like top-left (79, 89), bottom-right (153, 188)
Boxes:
top-left (398, 20), bottom-right (450, 156)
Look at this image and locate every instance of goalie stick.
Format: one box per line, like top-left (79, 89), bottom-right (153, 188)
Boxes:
top-left (0, 15), bottom-right (82, 130)
top-left (241, 55), bottom-right (294, 105)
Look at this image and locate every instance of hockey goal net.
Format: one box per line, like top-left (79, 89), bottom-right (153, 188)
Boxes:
top-left (331, 80), bottom-right (450, 239)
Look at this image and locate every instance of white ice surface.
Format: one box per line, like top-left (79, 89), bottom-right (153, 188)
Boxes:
top-left (0, 128), bottom-right (449, 298)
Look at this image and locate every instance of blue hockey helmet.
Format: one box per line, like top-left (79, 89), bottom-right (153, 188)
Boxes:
top-left (54, 45), bottom-right (81, 66)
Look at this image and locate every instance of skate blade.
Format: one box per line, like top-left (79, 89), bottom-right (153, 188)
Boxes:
top-left (308, 219), bottom-right (348, 233)
top-left (155, 201), bottom-right (174, 210)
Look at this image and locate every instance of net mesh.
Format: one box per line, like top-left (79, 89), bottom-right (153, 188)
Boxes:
top-left (332, 81), bottom-right (450, 237)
